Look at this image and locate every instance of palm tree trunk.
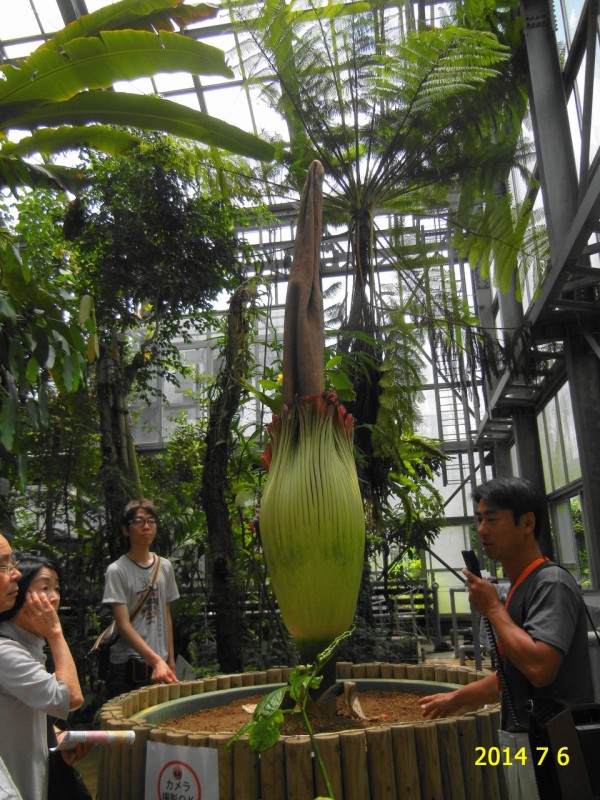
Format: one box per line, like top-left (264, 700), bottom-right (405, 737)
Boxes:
top-left (201, 284), bottom-right (253, 672)
top-left (95, 339), bottom-right (140, 559)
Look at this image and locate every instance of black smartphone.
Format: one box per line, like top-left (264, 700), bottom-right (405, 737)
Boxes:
top-left (461, 549), bottom-right (482, 578)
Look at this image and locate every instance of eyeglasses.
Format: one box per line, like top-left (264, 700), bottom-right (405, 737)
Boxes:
top-left (130, 517), bottom-right (157, 527)
top-left (0, 560), bottom-right (20, 574)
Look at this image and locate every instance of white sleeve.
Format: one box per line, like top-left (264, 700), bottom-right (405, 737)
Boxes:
top-left (102, 561), bottom-right (129, 606)
top-left (0, 641), bottom-right (70, 719)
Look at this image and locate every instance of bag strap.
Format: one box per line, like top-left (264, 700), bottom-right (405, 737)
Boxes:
top-left (89, 556), bottom-right (162, 655)
top-left (128, 555), bottom-right (161, 623)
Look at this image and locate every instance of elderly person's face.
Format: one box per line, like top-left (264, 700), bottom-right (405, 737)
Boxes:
top-left (27, 567), bottom-right (61, 611)
top-left (0, 534), bottom-right (21, 612)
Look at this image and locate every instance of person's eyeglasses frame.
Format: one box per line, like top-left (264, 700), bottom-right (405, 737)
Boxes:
top-left (129, 517), bottom-right (157, 527)
top-left (0, 561), bottom-right (20, 574)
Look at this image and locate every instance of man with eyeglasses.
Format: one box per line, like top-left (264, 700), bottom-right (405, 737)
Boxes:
top-left (102, 499), bottom-right (180, 698)
top-left (0, 537), bottom-right (20, 612)
top-left (0, 534), bottom-right (23, 798)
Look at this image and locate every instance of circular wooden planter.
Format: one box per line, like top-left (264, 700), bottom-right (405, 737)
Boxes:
top-left (96, 662), bottom-right (506, 800)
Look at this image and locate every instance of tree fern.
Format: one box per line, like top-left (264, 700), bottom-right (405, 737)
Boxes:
top-left (226, 0), bottom-right (539, 537)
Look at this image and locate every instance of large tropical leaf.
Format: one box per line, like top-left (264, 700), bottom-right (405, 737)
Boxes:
top-left (0, 29), bottom-right (233, 111)
top-left (0, 0), bottom-right (276, 464)
top-left (2, 126), bottom-right (139, 158)
top-left (0, 2), bottom-right (275, 169)
top-left (49, 0), bottom-right (220, 46)
top-left (0, 156), bottom-right (87, 193)
top-left (5, 93), bottom-right (275, 161)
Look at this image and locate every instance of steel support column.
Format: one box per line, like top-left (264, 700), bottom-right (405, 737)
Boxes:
top-left (519, 0), bottom-right (579, 250)
top-left (564, 326), bottom-right (600, 588)
top-left (493, 443), bottom-right (513, 477)
top-left (512, 408), bottom-right (554, 558)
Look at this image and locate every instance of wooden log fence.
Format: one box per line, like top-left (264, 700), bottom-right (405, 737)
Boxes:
top-left (96, 663), bottom-right (507, 800)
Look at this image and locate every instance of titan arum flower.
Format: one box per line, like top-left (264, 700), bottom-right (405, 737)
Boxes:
top-left (260, 160), bottom-right (365, 662)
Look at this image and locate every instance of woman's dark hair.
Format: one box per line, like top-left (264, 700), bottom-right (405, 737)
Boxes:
top-left (0, 555), bottom-right (62, 622)
top-left (120, 498), bottom-right (158, 527)
top-left (472, 477), bottom-right (543, 538)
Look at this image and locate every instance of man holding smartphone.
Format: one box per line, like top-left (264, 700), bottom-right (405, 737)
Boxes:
top-left (419, 477), bottom-right (593, 800)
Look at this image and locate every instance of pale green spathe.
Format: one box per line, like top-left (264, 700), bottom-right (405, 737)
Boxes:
top-left (260, 397), bottom-right (365, 659)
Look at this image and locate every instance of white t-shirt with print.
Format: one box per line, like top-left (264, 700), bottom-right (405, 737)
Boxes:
top-left (102, 555), bottom-right (179, 664)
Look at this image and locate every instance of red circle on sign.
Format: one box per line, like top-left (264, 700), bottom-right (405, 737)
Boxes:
top-left (157, 760), bottom-right (201, 799)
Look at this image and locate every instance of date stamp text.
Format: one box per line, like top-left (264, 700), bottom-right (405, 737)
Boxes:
top-left (475, 746), bottom-right (569, 766)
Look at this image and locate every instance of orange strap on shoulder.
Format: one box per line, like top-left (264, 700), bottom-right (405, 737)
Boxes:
top-left (504, 557), bottom-right (549, 611)
top-left (495, 556), bottom-right (549, 671)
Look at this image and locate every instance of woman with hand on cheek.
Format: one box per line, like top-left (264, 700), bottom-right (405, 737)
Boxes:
top-left (0, 556), bottom-right (84, 800)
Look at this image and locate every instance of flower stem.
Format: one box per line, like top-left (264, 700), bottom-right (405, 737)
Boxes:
top-left (300, 705), bottom-right (335, 799)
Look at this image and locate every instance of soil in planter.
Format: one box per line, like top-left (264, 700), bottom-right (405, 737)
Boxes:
top-left (161, 690), bottom-right (432, 735)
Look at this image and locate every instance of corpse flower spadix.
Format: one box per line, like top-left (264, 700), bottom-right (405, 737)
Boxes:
top-left (260, 161), bottom-right (365, 661)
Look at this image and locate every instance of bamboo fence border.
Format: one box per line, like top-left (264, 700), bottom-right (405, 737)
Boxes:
top-left (97, 662), bottom-right (507, 800)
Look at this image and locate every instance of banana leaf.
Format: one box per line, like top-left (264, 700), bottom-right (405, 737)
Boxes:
top-left (0, 29), bottom-right (233, 109)
top-left (48, 0), bottom-right (220, 46)
top-left (2, 126), bottom-right (139, 158)
top-left (5, 93), bottom-right (275, 161)
top-left (0, 156), bottom-right (87, 193)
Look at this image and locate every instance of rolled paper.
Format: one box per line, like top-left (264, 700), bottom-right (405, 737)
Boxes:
top-left (51, 730), bottom-right (136, 750)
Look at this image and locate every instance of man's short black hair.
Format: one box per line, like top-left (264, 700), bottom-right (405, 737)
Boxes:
top-left (120, 498), bottom-right (158, 527)
top-left (473, 477), bottom-right (543, 538)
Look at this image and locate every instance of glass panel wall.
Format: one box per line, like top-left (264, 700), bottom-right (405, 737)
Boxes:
top-left (538, 382), bottom-right (587, 582)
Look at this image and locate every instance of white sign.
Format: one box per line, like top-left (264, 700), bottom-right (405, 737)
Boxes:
top-left (145, 742), bottom-right (218, 800)
top-left (175, 654), bottom-right (196, 681)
